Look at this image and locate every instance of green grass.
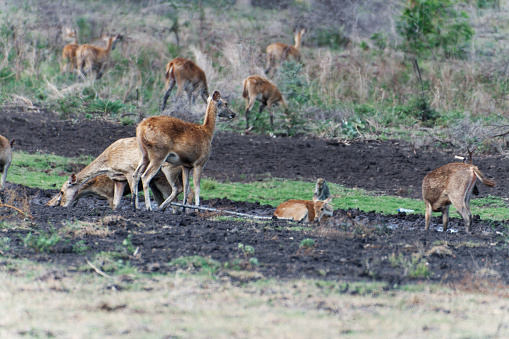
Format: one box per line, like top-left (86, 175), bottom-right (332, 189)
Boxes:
top-left (7, 151), bottom-right (509, 221)
top-left (9, 151), bottom-right (93, 189)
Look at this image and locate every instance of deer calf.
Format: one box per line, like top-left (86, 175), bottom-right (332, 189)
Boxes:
top-left (76, 33), bottom-right (120, 79)
top-left (0, 135), bottom-right (15, 190)
top-left (161, 57), bottom-right (209, 111)
top-left (61, 27), bottom-right (79, 73)
top-left (265, 28), bottom-right (306, 76)
top-left (242, 76), bottom-right (287, 130)
top-left (422, 162), bottom-right (495, 232)
top-left (274, 196), bottom-right (333, 223)
top-left (133, 91), bottom-right (236, 211)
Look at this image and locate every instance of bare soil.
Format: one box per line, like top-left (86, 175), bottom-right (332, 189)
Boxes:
top-left (1, 107), bottom-right (509, 286)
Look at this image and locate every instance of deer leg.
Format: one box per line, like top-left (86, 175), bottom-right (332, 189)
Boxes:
top-left (140, 159), bottom-right (166, 211)
top-left (162, 79), bottom-right (176, 111)
top-left (200, 90), bottom-right (208, 104)
top-left (132, 158), bottom-right (149, 210)
top-left (112, 180), bottom-right (127, 209)
top-left (192, 166), bottom-right (203, 206)
top-left (245, 99), bottom-right (256, 129)
top-left (158, 166), bottom-right (189, 212)
top-left (442, 205), bottom-right (450, 232)
top-left (424, 202), bottom-right (432, 231)
top-left (187, 90), bottom-right (193, 107)
top-left (252, 103), bottom-right (267, 127)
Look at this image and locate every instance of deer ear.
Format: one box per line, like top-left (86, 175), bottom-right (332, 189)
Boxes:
top-left (69, 173), bottom-right (77, 185)
top-left (324, 196), bottom-right (332, 204)
top-left (212, 91), bottom-right (221, 102)
top-left (9, 138), bottom-right (15, 149)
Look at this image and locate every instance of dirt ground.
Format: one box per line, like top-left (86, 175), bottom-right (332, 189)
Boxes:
top-left (1, 107), bottom-right (509, 286)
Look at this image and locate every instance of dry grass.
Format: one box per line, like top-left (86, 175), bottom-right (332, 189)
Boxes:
top-left (1, 259), bottom-right (509, 338)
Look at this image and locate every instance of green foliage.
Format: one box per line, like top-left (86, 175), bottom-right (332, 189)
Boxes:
top-left (315, 27), bottom-right (349, 50)
top-left (370, 33), bottom-right (388, 51)
top-left (169, 255), bottom-right (221, 275)
top-left (72, 240), bottom-right (90, 254)
top-left (0, 237), bottom-right (11, 254)
top-left (389, 253), bottom-right (431, 279)
top-left (476, 0), bottom-right (498, 9)
top-left (397, 0), bottom-right (474, 59)
top-left (22, 230), bottom-right (61, 253)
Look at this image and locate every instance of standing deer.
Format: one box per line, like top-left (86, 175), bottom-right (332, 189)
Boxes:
top-left (0, 135), bottom-right (15, 190)
top-left (76, 33), bottom-right (120, 79)
top-left (422, 162), bottom-right (495, 233)
top-left (265, 28), bottom-right (306, 76)
top-left (274, 196), bottom-right (333, 223)
top-left (161, 57), bottom-right (209, 111)
top-left (61, 27), bottom-right (79, 73)
top-left (133, 91), bottom-right (236, 211)
top-left (242, 76), bottom-right (288, 130)
top-left (52, 137), bottom-right (191, 210)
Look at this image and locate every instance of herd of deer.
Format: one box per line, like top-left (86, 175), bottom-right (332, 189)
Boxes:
top-left (0, 26), bottom-right (497, 232)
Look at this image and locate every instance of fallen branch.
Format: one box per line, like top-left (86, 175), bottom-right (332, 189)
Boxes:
top-left (86, 259), bottom-right (112, 279)
top-left (170, 202), bottom-right (295, 221)
top-left (0, 203), bottom-right (33, 219)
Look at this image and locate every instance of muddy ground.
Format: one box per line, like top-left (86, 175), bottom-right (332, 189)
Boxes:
top-left (1, 107), bottom-right (509, 286)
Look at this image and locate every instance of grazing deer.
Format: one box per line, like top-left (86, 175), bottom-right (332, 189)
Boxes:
top-left (242, 76), bottom-right (288, 130)
top-left (46, 173), bottom-right (191, 209)
top-left (161, 57), bottom-right (209, 111)
top-left (274, 196), bottom-right (333, 223)
top-left (133, 91), bottom-right (236, 211)
top-left (0, 135), bottom-right (15, 190)
top-left (422, 162), bottom-right (495, 232)
top-left (76, 33), bottom-right (120, 79)
top-left (265, 28), bottom-right (306, 76)
top-left (313, 178), bottom-right (330, 201)
top-left (61, 27), bottom-right (79, 73)
top-left (52, 137), bottom-right (191, 210)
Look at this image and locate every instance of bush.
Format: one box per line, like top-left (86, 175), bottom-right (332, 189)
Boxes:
top-left (397, 0), bottom-right (474, 59)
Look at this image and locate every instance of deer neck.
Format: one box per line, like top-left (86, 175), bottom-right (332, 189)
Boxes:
top-left (104, 37), bottom-right (115, 54)
top-left (202, 101), bottom-right (218, 136)
top-left (294, 32), bottom-right (302, 50)
top-left (74, 163), bottom-right (110, 188)
top-left (74, 35), bottom-right (78, 45)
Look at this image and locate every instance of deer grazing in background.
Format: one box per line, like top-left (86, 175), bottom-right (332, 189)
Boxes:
top-left (422, 162), bottom-right (495, 233)
top-left (133, 91), bottom-right (236, 211)
top-left (274, 196), bottom-right (333, 223)
top-left (161, 57), bottom-right (209, 111)
top-left (61, 27), bottom-right (79, 73)
top-left (51, 137), bottom-right (192, 210)
top-left (0, 135), bottom-right (15, 190)
top-left (265, 28), bottom-right (306, 76)
top-left (76, 33), bottom-right (120, 79)
top-left (242, 76), bottom-right (288, 130)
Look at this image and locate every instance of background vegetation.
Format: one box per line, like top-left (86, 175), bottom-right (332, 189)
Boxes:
top-left (0, 0), bottom-right (508, 150)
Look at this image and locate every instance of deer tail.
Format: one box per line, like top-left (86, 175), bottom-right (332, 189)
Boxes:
top-left (473, 166), bottom-right (495, 187)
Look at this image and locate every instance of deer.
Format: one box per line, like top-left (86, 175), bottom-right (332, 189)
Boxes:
top-left (46, 173), bottom-right (191, 209)
top-left (422, 162), bottom-right (495, 233)
top-left (161, 57), bottom-right (209, 112)
top-left (132, 90), bottom-right (236, 211)
top-left (0, 135), bottom-right (15, 190)
top-left (265, 28), bottom-right (306, 76)
top-left (313, 178), bottom-right (330, 201)
top-left (242, 76), bottom-right (288, 130)
top-left (76, 33), bottom-right (120, 79)
top-left (52, 137), bottom-right (192, 210)
top-left (61, 27), bottom-right (79, 73)
top-left (274, 196), bottom-right (333, 223)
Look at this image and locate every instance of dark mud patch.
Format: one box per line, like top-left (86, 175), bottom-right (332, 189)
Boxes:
top-left (1, 183), bottom-right (509, 285)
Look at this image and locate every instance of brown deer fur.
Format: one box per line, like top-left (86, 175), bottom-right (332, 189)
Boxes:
top-left (0, 135), bottom-right (15, 190)
top-left (161, 57), bottom-right (209, 111)
top-left (76, 34), bottom-right (120, 79)
top-left (422, 162), bottom-right (495, 232)
top-left (52, 137), bottom-right (191, 210)
top-left (133, 91), bottom-right (236, 211)
top-left (274, 196), bottom-right (333, 223)
top-left (265, 28), bottom-right (306, 76)
top-left (61, 27), bottom-right (79, 73)
top-left (242, 76), bottom-right (288, 129)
